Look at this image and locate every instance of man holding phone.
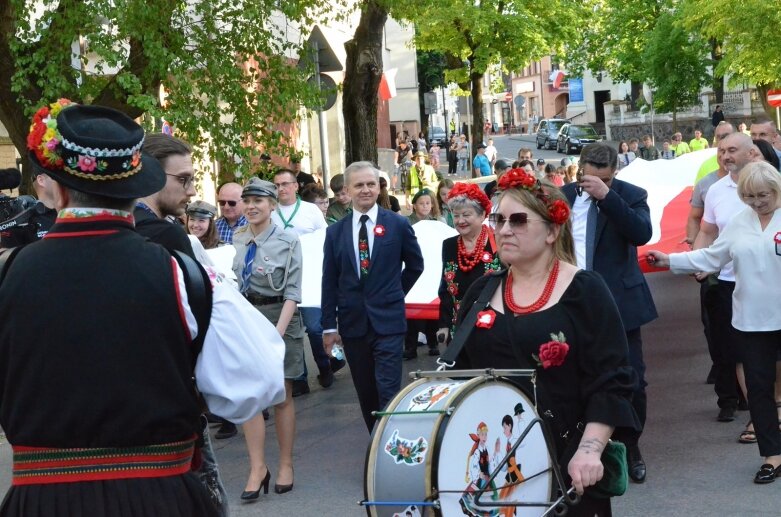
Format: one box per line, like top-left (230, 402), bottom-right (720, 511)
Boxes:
top-left (562, 143), bottom-right (657, 485)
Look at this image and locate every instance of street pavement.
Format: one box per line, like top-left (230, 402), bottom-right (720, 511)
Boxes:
top-left (2, 272), bottom-right (781, 515)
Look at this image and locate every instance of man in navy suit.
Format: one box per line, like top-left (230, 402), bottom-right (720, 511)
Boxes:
top-left (562, 143), bottom-right (657, 484)
top-left (321, 161), bottom-right (424, 431)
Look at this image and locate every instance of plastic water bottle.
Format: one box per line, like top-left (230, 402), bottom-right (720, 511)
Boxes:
top-left (331, 344), bottom-right (344, 361)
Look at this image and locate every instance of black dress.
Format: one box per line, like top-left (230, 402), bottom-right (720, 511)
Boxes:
top-left (454, 269), bottom-right (640, 517)
top-left (438, 233), bottom-right (502, 335)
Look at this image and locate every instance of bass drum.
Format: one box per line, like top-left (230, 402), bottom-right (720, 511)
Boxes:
top-left (365, 376), bottom-right (553, 517)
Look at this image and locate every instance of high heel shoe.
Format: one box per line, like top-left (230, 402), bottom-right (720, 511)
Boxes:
top-left (240, 468), bottom-right (271, 501)
top-left (274, 468), bottom-right (294, 494)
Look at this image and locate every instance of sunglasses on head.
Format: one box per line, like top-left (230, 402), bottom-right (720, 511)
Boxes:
top-left (488, 212), bottom-right (545, 231)
top-left (218, 200), bottom-right (238, 207)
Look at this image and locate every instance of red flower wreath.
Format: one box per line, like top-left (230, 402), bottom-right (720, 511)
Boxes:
top-left (374, 225), bottom-right (386, 237)
top-left (475, 309), bottom-right (496, 329)
top-left (447, 182), bottom-right (492, 215)
top-left (548, 199), bottom-right (570, 225)
top-left (498, 168), bottom-right (537, 190)
top-left (532, 332), bottom-right (570, 369)
top-left (497, 168), bottom-right (570, 225)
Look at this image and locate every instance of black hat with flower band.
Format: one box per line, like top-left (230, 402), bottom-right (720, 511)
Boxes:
top-left (26, 101), bottom-right (165, 199)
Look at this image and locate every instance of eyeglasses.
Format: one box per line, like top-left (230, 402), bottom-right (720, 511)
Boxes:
top-left (488, 212), bottom-right (546, 233)
top-left (274, 181), bottom-right (296, 188)
top-left (166, 174), bottom-right (194, 190)
top-left (743, 192), bottom-right (773, 202)
top-left (218, 200), bottom-right (238, 207)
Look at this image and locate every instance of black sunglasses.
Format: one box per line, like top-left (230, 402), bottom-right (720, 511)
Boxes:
top-left (218, 200), bottom-right (238, 207)
top-left (488, 212), bottom-right (545, 231)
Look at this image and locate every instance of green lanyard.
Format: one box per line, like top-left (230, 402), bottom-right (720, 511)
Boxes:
top-left (276, 198), bottom-right (301, 229)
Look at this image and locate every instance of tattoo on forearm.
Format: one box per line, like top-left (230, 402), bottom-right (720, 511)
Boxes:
top-left (578, 438), bottom-right (605, 454)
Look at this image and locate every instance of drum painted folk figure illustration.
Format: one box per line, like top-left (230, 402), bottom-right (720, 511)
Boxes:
top-left (365, 375), bottom-right (554, 516)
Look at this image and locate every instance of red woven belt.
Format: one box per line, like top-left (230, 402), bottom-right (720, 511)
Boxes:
top-left (11, 437), bottom-right (195, 486)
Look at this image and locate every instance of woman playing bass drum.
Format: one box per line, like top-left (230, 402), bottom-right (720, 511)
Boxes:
top-left (453, 168), bottom-right (640, 516)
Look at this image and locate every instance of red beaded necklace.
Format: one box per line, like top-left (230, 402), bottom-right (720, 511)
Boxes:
top-left (457, 225), bottom-right (489, 272)
top-left (504, 260), bottom-right (560, 314)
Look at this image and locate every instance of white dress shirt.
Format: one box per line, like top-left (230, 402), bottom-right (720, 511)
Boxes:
top-left (670, 207), bottom-right (781, 331)
top-left (571, 192), bottom-right (593, 270)
top-left (351, 203), bottom-right (379, 279)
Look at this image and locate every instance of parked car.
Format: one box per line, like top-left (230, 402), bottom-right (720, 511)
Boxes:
top-left (427, 126), bottom-right (447, 147)
top-left (556, 123), bottom-right (601, 154)
top-left (535, 119), bottom-right (567, 150)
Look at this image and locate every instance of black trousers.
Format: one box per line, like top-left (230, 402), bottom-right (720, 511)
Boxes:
top-left (739, 329), bottom-right (781, 457)
top-left (704, 280), bottom-right (741, 409)
top-left (700, 276), bottom-right (719, 370)
top-left (612, 327), bottom-right (646, 447)
top-left (404, 319), bottom-right (438, 352)
top-left (447, 153), bottom-right (458, 175)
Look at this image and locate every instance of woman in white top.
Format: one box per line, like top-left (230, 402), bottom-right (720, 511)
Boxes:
top-left (648, 161), bottom-right (781, 485)
top-left (617, 141), bottom-right (636, 170)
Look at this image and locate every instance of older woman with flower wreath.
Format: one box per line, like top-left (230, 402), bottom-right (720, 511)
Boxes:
top-left (436, 182), bottom-right (500, 345)
top-left (453, 168), bottom-right (639, 516)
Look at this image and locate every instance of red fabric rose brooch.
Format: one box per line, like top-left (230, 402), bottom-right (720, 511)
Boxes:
top-left (532, 332), bottom-right (570, 369)
top-left (475, 309), bottom-right (496, 329)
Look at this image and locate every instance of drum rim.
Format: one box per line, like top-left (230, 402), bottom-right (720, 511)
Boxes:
top-left (364, 376), bottom-right (433, 517)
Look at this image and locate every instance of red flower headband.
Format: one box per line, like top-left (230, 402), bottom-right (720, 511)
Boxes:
top-left (497, 168), bottom-right (570, 225)
top-left (447, 182), bottom-right (492, 215)
top-left (27, 98), bottom-right (75, 170)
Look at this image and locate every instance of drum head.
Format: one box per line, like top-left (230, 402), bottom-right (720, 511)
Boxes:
top-left (366, 378), bottom-right (471, 517)
top-left (434, 379), bottom-right (552, 516)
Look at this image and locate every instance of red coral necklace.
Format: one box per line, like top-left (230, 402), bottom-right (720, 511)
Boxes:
top-left (504, 260), bottom-right (560, 314)
top-left (457, 225), bottom-right (488, 272)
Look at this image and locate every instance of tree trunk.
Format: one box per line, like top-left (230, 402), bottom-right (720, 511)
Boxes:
top-left (709, 38), bottom-right (724, 104)
top-left (470, 70), bottom-right (484, 177)
top-left (342, 0), bottom-right (387, 166)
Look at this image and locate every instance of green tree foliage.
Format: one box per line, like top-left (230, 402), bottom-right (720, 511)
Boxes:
top-left (566, 0), bottom-right (665, 84)
top-left (396, 0), bottom-right (582, 152)
top-left (0, 0), bottom-right (326, 185)
top-left (642, 11), bottom-right (710, 128)
top-left (678, 0), bottom-right (781, 115)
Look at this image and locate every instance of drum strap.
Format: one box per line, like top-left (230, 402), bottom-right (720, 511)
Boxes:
top-left (440, 273), bottom-right (502, 365)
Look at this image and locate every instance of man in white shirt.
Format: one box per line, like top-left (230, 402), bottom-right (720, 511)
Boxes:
top-left (694, 132), bottom-right (760, 422)
top-left (484, 138), bottom-right (498, 166)
top-left (270, 169), bottom-right (333, 395)
top-left (321, 162), bottom-right (423, 431)
top-left (750, 117), bottom-right (781, 167)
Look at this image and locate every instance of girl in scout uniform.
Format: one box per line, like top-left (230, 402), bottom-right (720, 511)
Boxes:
top-left (232, 178), bottom-right (304, 501)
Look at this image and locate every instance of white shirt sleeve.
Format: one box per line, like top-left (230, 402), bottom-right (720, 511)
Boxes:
top-left (669, 223), bottom-right (734, 274)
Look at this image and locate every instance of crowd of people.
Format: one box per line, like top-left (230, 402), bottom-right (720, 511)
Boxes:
top-left (2, 100), bottom-right (781, 517)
